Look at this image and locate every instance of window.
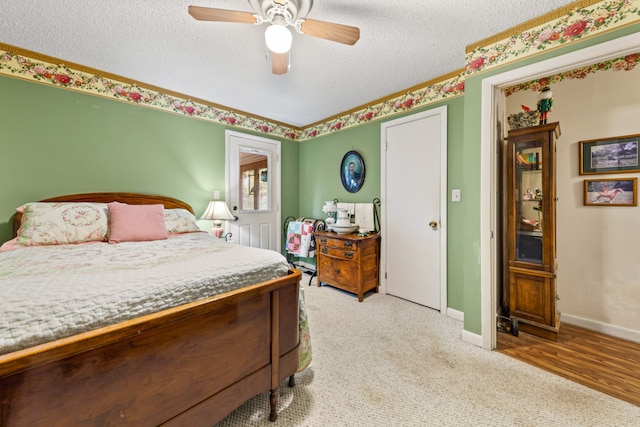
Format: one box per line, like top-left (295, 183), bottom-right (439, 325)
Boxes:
top-left (239, 149), bottom-right (270, 212)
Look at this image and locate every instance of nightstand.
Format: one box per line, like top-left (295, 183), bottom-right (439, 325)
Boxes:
top-left (314, 231), bottom-right (380, 302)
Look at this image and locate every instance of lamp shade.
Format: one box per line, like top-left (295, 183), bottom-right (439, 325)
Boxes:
top-left (201, 201), bottom-right (234, 238)
top-left (265, 24), bottom-right (292, 54)
top-left (200, 201), bottom-right (234, 224)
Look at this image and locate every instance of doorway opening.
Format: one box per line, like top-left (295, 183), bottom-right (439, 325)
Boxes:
top-left (480, 32), bottom-right (640, 350)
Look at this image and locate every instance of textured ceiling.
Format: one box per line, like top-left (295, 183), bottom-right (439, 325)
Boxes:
top-left (1, 0), bottom-right (576, 127)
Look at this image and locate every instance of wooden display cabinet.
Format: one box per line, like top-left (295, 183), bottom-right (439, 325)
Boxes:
top-left (506, 122), bottom-right (561, 341)
top-left (314, 231), bottom-right (380, 302)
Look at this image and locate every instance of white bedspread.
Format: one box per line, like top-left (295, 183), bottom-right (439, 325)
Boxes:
top-left (0, 232), bottom-right (290, 355)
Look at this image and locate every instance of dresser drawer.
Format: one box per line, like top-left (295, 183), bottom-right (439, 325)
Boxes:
top-left (316, 236), bottom-right (358, 251)
top-left (318, 256), bottom-right (357, 291)
top-left (318, 245), bottom-right (358, 261)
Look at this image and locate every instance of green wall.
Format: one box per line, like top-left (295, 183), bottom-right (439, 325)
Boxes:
top-left (299, 124), bottom-right (380, 218)
top-left (281, 138), bottom-right (301, 237)
top-left (444, 98), bottom-right (465, 311)
top-left (0, 75), bottom-right (300, 243)
top-left (298, 97), bottom-right (466, 312)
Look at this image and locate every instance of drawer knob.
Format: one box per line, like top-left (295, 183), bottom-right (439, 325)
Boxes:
top-left (334, 269), bottom-right (340, 274)
top-left (344, 242), bottom-right (353, 248)
top-left (320, 238), bottom-right (327, 244)
top-left (344, 252), bottom-right (354, 259)
top-left (321, 247), bottom-right (327, 254)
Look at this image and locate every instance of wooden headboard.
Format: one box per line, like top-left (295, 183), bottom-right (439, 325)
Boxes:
top-left (12, 192), bottom-right (194, 238)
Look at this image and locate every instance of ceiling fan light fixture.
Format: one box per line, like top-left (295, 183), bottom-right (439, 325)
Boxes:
top-left (265, 24), bottom-right (292, 54)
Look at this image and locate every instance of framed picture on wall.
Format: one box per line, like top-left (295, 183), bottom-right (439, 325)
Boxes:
top-left (579, 134), bottom-right (640, 175)
top-left (340, 151), bottom-right (365, 193)
top-left (583, 177), bottom-right (637, 206)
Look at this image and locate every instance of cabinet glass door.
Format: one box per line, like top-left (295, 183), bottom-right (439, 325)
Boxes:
top-left (514, 140), bottom-right (543, 264)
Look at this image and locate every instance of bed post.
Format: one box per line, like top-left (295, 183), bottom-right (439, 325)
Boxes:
top-left (269, 288), bottom-right (280, 422)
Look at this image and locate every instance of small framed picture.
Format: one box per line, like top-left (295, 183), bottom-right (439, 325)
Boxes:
top-left (579, 134), bottom-right (639, 175)
top-left (583, 178), bottom-right (637, 206)
top-left (340, 151), bottom-right (365, 193)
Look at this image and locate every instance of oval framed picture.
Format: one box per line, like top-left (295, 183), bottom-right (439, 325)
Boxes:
top-left (340, 150), bottom-right (365, 193)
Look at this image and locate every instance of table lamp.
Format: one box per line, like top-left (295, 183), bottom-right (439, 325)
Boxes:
top-left (200, 200), bottom-right (234, 238)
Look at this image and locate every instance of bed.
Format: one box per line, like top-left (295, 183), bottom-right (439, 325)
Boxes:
top-left (0, 192), bottom-right (307, 426)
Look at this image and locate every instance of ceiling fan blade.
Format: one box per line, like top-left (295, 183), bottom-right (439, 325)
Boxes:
top-left (188, 6), bottom-right (257, 24)
top-left (299, 19), bottom-right (360, 45)
top-left (272, 51), bottom-right (289, 75)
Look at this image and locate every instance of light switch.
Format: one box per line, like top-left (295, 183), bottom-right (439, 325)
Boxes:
top-left (214, 190), bottom-right (220, 199)
top-left (452, 189), bottom-right (461, 202)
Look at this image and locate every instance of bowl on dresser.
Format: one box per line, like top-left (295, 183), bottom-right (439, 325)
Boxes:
top-left (330, 224), bottom-right (358, 234)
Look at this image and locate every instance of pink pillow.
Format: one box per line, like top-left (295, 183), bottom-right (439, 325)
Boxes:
top-left (0, 238), bottom-right (18, 252)
top-left (108, 202), bottom-right (167, 243)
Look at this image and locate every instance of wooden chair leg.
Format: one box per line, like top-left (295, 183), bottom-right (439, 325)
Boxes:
top-left (288, 374), bottom-right (296, 387)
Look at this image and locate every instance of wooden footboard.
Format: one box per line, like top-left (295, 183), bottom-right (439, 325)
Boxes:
top-left (0, 269), bottom-right (302, 426)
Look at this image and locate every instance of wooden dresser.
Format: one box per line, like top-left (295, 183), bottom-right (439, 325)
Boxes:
top-left (314, 231), bottom-right (380, 302)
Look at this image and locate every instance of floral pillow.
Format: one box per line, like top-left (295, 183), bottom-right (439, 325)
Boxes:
top-left (164, 208), bottom-right (201, 234)
top-left (15, 202), bottom-right (109, 246)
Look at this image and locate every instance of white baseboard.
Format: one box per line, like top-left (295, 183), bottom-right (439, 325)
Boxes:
top-left (447, 307), bottom-right (464, 322)
top-left (562, 313), bottom-right (640, 344)
top-left (461, 329), bottom-right (483, 347)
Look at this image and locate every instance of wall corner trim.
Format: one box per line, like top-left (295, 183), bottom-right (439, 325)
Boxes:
top-left (447, 307), bottom-right (464, 322)
top-left (461, 329), bottom-right (483, 348)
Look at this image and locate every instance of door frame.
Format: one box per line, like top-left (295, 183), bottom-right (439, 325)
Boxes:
top-left (479, 32), bottom-right (640, 350)
top-left (380, 106), bottom-right (448, 312)
top-left (225, 129), bottom-right (282, 252)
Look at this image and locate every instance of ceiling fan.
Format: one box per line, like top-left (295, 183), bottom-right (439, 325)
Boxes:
top-left (188, 0), bottom-right (360, 74)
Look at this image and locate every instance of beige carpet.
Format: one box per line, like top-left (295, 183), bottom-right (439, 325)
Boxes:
top-left (216, 275), bottom-right (640, 426)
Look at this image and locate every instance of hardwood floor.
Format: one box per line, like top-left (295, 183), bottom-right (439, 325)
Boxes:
top-left (497, 323), bottom-right (640, 407)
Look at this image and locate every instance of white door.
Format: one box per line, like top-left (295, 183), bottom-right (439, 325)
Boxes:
top-left (381, 107), bottom-right (447, 310)
top-left (226, 130), bottom-right (281, 251)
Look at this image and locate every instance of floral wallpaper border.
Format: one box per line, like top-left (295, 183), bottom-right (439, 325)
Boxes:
top-left (301, 75), bottom-right (465, 140)
top-left (0, 51), bottom-right (301, 141)
top-left (503, 51), bottom-right (640, 96)
top-left (465, 0), bottom-right (640, 77)
top-left (0, 47), bottom-right (464, 142)
top-left (1, 0), bottom-right (639, 141)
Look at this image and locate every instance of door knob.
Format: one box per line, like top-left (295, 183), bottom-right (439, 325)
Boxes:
top-left (429, 220), bottom-right (438, 229)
